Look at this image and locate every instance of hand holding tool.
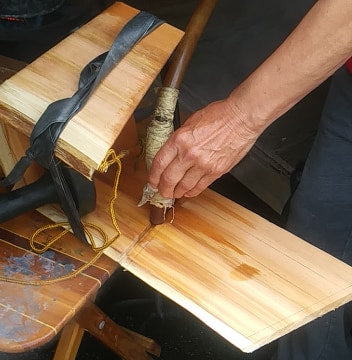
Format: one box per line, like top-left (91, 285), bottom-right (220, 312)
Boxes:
top-left (142, 0), bottom-right (218, 224)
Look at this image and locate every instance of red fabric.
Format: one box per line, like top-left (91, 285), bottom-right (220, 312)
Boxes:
top-left (346, 57), bottom-right (352, 74)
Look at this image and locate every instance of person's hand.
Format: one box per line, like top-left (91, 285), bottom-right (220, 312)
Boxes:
top-left (148, 99), bottom-right (259, 199)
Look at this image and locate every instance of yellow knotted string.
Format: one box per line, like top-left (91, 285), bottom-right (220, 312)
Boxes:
top-left (0, 149), bottom-right (125, 285)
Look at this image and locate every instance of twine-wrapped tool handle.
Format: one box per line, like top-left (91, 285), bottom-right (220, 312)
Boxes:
top-left (140, 0), bottom-right (218, 225)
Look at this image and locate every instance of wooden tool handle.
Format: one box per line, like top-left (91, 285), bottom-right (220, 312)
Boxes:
top-left (150, 205), bottom-right (166, 225)
top-left (163, 0), bottom-right (218, 89)
top-left (150, 0), bottom-right (218, 225)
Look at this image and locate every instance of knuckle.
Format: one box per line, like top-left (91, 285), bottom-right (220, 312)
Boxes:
top-left (196, 157), bottom-right (212, 172)
top-left (174, 130), bottom-right (196, 154)
top-left (209, 159), bottom-right (227, 176)
top-left (174, 129), bottom-right (189, 145)
top-left (160, 171), bottom-right (175, 187)
top-left (182, 147), bottom-right (203, 166)
top-left (152, 153), bottom-right (167, 168)
top-left (187, 147), bottom-right (200, 160)
top-left (178, 179), bottom-right (194, 192)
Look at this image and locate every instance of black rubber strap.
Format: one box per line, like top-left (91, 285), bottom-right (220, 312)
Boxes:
top-left (0, 12), bottom-right (164, 242)
top-left (1, 11), bottom-right (163, 186)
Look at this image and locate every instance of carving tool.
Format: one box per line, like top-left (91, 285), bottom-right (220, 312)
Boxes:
top-left (143, 0), bottom-right (218, 225)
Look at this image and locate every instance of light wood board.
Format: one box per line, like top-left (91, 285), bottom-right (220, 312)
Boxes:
top-left (0, 2), bottom-right (183, 178)
top-left (123, 190), bottom-right (352, 352)
top-left (39, 165), bottom-right (352, 353)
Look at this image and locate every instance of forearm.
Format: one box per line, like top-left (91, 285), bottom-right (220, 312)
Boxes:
top-left (148, 0), bottom-right (352, 199)
top-left (228, 0), bottom-right (352, 134)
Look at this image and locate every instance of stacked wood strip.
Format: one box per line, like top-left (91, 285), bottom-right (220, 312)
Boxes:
top-left (0, 2), bottom-right (183, 178)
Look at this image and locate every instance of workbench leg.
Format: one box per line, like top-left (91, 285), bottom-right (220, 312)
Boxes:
top-left (53, 321), bottom-right (85, 360)
top-left (76, 302), bottom-right (160, 360)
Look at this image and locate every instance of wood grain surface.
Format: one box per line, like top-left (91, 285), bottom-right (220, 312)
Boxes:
top-left (122, 190), bottom-right (352, 352)
top-left (37, 161), bottom-right (352, 352)
top-left (0, 2), bottom-right (183, 178)
top-left (0, 212), bottom-right (117, 352)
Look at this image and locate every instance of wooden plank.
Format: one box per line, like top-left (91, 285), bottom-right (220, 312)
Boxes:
top-left (0, 2), bottom-right (183, 178)
top-left (37, 162), bottom-right (352, 352)
top-left (118, 190), bottom-right (352, 352)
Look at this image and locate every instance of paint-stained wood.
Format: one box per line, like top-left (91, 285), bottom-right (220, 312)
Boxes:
top-left (0, 2), bottom-right (183, 179)
top-left (0, 223), bottom-right (106, 352)
top-left (0, 214), bottom-right (160, 356)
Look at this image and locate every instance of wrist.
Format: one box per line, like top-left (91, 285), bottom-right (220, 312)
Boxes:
top-left (223, 93), bottom-right (263, 142)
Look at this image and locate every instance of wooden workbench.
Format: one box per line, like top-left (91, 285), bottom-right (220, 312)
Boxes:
top-left (0, 2), bottom-right (182, 358)
top-left (0, 212), bottom-right (116, 352)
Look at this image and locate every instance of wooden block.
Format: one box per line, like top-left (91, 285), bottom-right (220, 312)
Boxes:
top-left (0, 2), bottom-right (183, 179)
top-left (0, 124), bottom-right (43, 186)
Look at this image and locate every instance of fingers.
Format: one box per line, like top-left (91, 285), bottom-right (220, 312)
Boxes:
top-left (148, 128), bottom-right (198, 197)
top-left (148, 140), bottom-right (178, 189)
top-left (158, 163), bottom-right (217, 199)
top-left (146, 99), bottom-right (255, 200)
top-left (148, 131), bottom-right (222, 199)
top-left (156, 156), bottom-right (193, 198)
top-left (184, 174), bottom-right (217, 197)
top-left (172, 167), bottom-right (206, 198)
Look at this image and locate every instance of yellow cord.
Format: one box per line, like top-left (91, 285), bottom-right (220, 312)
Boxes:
top-left (0, 149), bottom-right (126, 286)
